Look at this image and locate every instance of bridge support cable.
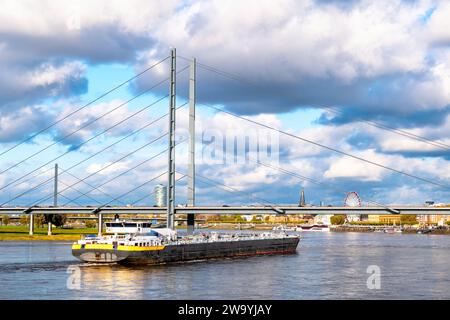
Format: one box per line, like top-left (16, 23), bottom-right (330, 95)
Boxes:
top-left (28, 213), bottom-right (34, 235)
top-left (0, 165), bottom-right (125, 207)
top-left (187, 57), bottom-right (196, 233)
top-left (97, 213), bottom-right (104, 236)
top-left (0, 56), bottom-right (171, 159)
top-left (250, 158), bottom-right (400, 212)
top-left (60, 139), bottom-right (187, 206)
top-left (3, 130), bottom-right (168, 207)
top-left (4, 101), bottom-right (187, 207)
top-left (200, 103), bottom-right (450, 191)
top-left (179, 56), bottom-right (450, 152)
top-left (57, 191), bottom-right (85, 207)
top-left (47, 163), bottom-right (58, 235)
top-left (190, 173), bottom-right (287, 215)
top-left (58, 102), bottom-right (186, 205)
top-left (57, 179), bottom-right (105, 206)
top-left (0, 95), bottom-right (170, 194)
top-left (2, 166), bottom-right (54, 194)
top-left (22, 132), bottom-right (169, 208)
top-left (92, 170), bottom-right (170, 237)
top-left (318, 106), bottom-right (450, 151)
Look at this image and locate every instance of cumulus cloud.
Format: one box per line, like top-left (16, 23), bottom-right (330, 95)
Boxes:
top-left (52, 98), bottom-right (164, 150)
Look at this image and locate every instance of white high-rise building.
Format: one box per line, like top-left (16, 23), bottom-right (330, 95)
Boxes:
top-left (154, 184), bottom-right (167, 207)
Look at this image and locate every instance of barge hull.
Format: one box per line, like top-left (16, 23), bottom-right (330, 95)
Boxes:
top-left (72, 237), bottom-right (299, 265)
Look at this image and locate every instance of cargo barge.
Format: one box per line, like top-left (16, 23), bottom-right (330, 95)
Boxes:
top-left (72, 221), bottom-right (300, 265)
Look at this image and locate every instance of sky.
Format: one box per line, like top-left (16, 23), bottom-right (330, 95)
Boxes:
top-left (0, 0), bottom-right (449, 207)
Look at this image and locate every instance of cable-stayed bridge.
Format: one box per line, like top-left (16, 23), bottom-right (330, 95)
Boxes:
top-left (0, 49), bottom-right (449, 236)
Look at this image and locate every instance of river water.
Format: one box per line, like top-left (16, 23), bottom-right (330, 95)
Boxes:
top-left (1, 232), bottom-right (450, 299)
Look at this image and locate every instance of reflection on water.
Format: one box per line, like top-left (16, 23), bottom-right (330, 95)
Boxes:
top-left (1, 232), bottom-right (450, 299)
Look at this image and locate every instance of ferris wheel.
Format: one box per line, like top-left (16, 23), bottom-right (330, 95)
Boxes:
top-left (344, 191), bottom-right (362, 207)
